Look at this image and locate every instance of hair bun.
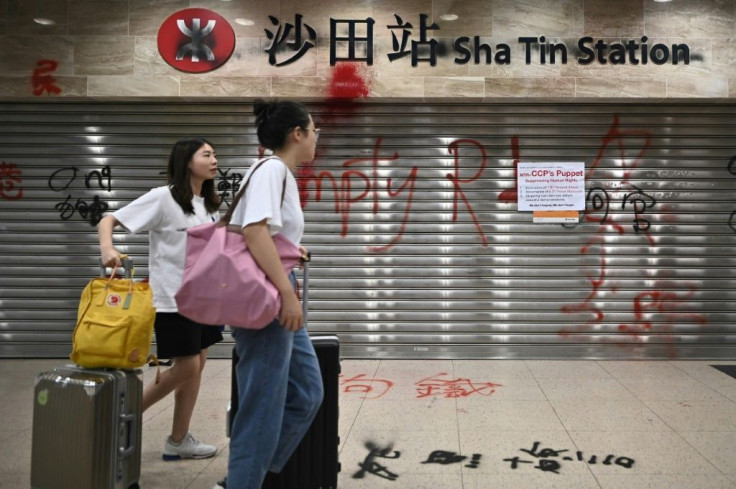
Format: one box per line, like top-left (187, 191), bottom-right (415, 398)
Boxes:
top-left (253, 98), bottom-right (276, 124)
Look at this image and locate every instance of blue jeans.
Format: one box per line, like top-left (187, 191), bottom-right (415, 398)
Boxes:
top-left (227, 277), bottom-right (324, 489)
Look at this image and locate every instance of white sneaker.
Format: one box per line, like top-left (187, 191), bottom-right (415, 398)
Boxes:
top-left (162, 432), bottom-right (217, 460)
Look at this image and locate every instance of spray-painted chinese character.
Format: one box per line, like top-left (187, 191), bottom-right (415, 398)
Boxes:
top-left (340, 374), bottom-right (394, 399)
top-left (353, 442), bottom-right (400, 481)
top-left (415, 373), bottom-right (502, 398)
top-left (216, 168), bottom-right (244, 208)
top-left (0, 162), bottom-right (23, 200)
top-left (265, 14), bottom-right (316, 66)
top-left (32, 60), bottom-right (61, 96)
top-left (330, 18), bottom-right (375, 65)
top-left (386, 14), bottom-right (439, 66)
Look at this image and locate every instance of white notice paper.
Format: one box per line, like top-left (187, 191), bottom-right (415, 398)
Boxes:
top-left (517, 162), bottom-right (586, 212)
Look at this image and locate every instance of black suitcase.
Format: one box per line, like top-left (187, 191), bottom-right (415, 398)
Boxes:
top-left (225, 257), bottom-right (341, 489)
top-left (31, 366), bottom-right (142, 489)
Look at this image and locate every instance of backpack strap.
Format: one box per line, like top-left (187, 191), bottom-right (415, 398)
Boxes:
top-left (221, 158), bottom-right (288, 224)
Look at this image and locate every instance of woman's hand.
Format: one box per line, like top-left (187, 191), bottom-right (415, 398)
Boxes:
top-left (279, 289), bottom-right (303, 332)
top-left (100, 247), bottom-right (123, 268)
top-left (298, 245), bottom-right (309, 268)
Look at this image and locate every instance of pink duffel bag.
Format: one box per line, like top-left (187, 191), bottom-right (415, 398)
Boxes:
top-left (175, 157), bottom-right (302, 329)
top-left (175, 221), bottom-right (301, 329)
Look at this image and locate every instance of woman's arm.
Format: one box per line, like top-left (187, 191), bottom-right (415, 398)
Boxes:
top-left (243, 219), bottom-right (303, 331)
top-left (98, 214), bottom-right (124, 267)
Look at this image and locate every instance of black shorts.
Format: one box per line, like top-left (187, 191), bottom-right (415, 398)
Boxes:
top-left (154, 312), bottom-right (223, 359)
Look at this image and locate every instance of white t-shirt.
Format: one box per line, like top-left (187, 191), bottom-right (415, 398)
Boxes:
top-left (229, 157), bottom-right (304, 246)
top-left (113, 186), bottom-right (219, 312)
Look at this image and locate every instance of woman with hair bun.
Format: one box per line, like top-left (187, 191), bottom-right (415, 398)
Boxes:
top-left (222, 99), bottom-right (324, 489)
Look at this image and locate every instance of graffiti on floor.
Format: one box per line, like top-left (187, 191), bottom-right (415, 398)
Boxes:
top-left (354, 440), bottom-right (634, 480)
top-left (339, 372), bottom-right (502, 399)
top-left (353, 442), bottom-right (401, 481)
top-left (504, 441), bottom-right (635, 474)
top-left (353, 442), bottom-right (482, 480)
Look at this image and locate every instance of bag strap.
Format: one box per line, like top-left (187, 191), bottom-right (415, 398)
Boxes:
top-left (221, 157), bottom-right (287, 225)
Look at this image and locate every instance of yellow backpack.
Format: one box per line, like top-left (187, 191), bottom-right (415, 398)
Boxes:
top-left (71, 257), bottom-right (156, 369)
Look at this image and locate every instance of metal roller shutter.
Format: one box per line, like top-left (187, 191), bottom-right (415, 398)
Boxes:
top-left (0, 99), bottom-right (734, 359)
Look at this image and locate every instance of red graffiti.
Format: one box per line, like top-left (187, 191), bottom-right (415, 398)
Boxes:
top-left (415, 373), bottom-right (503, 399)
top-left (0, 162), bottom-right (23, 200)
top-left (299, 137), bottom-right (491, 251)
top-left (339, 374), bottom-right (394, 399)
top-left (328, 62), bottom-right (371, 98)
top-left (498, 136), bottom-right (520, 202)
top-left (32, 60), bottom-right (61, 96)
top-left (446, 139), bottom-right (489, 246)
top-left (560, 118), bottom-right (706, 352)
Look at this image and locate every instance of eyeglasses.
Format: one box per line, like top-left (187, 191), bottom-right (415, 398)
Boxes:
top-left (300, 127), bottom-right (320, 141)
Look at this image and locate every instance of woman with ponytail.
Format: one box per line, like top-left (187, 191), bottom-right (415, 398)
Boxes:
top-left (221, 100), bottom-right (323, 489)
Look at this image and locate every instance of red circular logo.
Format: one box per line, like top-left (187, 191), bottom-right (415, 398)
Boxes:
top-left (157, 8), bottom-right (235, 74)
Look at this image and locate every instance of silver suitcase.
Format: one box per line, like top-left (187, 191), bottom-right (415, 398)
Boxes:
top-left (31, 366), bottom-right (142, 489)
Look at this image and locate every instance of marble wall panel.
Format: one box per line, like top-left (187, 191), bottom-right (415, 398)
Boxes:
top-left (271, 76), bottom-right (330, 97)
top-left (432, 0), bottom-right (493, 37)
top-left (74, 36), bottom-right (134, 75)
top-left (68, 0), bottom-right (128, 35)
top-left (484, 77), bottom-right (575, 97)
top-left (191, 0), bottom-right (280, 37)
top-left (666, 74), bottom-right (728, 97)
top-left (584, 0), bottom-right (644, 38)
top-left (134, 37), bottom-right (178, 76)
top-left (0, 75), bottom-right (86, 96)
top-left (668, 0), bottom-right (734, 40)
top-left (370, 0), bottom-right (434, 38)
top-left (214, 37), bottom-right (317, 77)
top-left (575, 77), bottom-right (665, 98)
top-left (87, 75), bottom-right (179, 96)
top-left (180, 76), bottom-right (271, 97)
top-left (0, 36), bottom-right (74, 75)
top-left (729, 77), bottom-right (735, 97)
top-left (129, 0), bottom-right (188, 36)
top-left (643, 1), bottom-right (673, 38)
top-left (280, 0), bottom-right (372, 41)
top-left (369, 76), bottom-right (423, 97)
top-left (714, 39), bottom-right (736, 78)
top-left (424, 76), bottom-right (484, 98)
top-left (6, 0), bottom-right (67, 35)
top-left (492, 0), bottom-right (584, 38)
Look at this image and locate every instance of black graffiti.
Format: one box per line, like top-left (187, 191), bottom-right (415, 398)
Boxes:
top-left (353, 442), bottom-right (400, 481)
top-left (621, 186), bottom-right (656, 232)
top-left (586, 186), bottom-right (610, 223)
top-left (48, 166), bottom-right (111, 192)
top-left (48, 166), bottom-right (112, 226)
top-left (216, 168), bottom-right (244, 208)
top-left (505, 441), bottom-right (635, 474)
top-left (55, 194), bottom-right (109, 226)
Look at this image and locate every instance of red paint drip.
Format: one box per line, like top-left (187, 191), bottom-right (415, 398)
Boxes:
top-left (328, 63), bottom-right (370, 99)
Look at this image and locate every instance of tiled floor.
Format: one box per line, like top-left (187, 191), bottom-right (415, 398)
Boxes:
top-left (3, 358), bottom-right (736, 488)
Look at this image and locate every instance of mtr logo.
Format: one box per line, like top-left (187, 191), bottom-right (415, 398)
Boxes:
top-left (158, 8), bottom-right (235, 73)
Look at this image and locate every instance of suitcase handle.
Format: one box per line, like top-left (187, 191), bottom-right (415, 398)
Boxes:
top-left (99, 255), bottom-right (134, 279)
top-left (118, 413), bottom-right (137, 459)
